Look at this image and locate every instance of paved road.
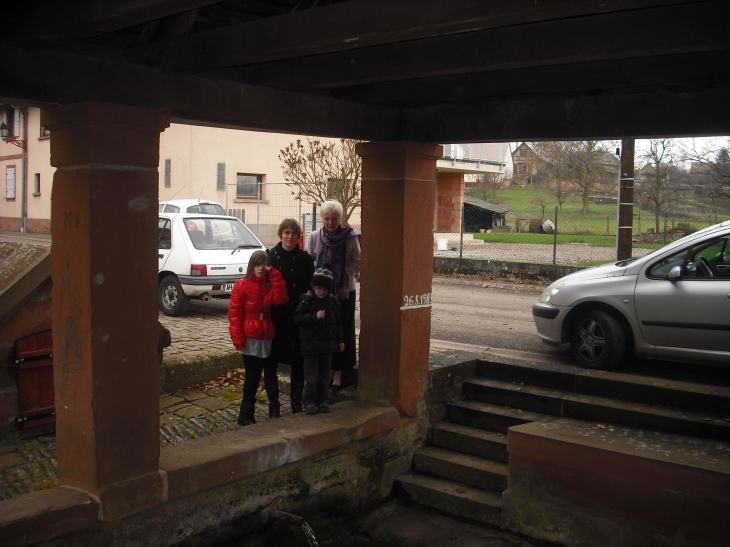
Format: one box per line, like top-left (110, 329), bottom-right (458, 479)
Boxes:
top-left (430, 279), bottom-right (569, 357)
top-left (165, 278), bottom-right (569, 359)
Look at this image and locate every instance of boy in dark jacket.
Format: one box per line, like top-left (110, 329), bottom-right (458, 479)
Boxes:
top-left (294, 267), bottom-right (344, 415)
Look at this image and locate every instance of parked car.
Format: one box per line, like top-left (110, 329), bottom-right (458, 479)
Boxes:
top-left (159, 198), bottom-right (227, 216)
top-left (532, 220), bottom-right (730, 370)
top-left (158, 201), bottom-right (265, 316)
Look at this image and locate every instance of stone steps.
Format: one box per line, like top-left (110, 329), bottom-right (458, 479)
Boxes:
top-left (400, 352), bottom-right (730, 526)
top-left (394, 473), bottom-right (502, 526)
top-left (430, 422), bottom-right (508, 463)
top-left (466, 372), bottom-right (730, 442)
top-left (476, 358), bottom-right (730, 415)
top-left (414, 446), bottom-right (508, 491)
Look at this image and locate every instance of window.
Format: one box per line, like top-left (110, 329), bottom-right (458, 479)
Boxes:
top-left (33, 173), bottom-right (40, 196)
top-left (647, 236), bottom-right (730, 279)
top-left (163, 204), bottom-right (180, 213)
top-left (184, 217), bottom-right (260, 250)
top-left (236, 174), bottom-right (262, 199)
top-left (158, 218), bottom-right (172, 250)
top-left (6, 166), bottom-right (15, 199)
top-left (3, 107), bottom-right (18, 138)
top-left (164, 159), bottom-right (171, 188)
top-left (216, 162), bottom-right (226, 191)
top-left (39, 126), bottom-right (50, 139)
top-left (186, 203), bottom-right (226, 215)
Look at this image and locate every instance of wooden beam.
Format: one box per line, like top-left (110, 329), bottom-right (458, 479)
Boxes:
top-left (0, 44), bottom-right (399, 141)
top-left (400, 85), bottom-right (730, 142)
top-left (334, 51), bottom-right (730, 106)
top-left (139, 0), bottom-right (705, 73)
top-left (237, 1), bottom-right (729, 91)
top-left (7, 0), bottom-right (220, 50)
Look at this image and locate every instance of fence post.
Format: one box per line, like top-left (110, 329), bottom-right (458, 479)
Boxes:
top-left (459, 202), bottom-right (464, 272)
top-left (553, 206), bottom-right (558, 265)
top-left (256, 182), bottom-right (261, 236)
top-left (663, 210), bottom-right (668, 246)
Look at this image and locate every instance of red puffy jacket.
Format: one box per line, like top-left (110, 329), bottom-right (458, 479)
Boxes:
top-left (228, 267), bottom-right (288, 351)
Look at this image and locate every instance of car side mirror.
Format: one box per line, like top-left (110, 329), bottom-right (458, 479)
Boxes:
top-left (667, 266), bottom-right (682, 280)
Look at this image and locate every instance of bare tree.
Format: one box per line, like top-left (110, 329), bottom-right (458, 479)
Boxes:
top-left (467, 170), bottom-right (510, 201)
top-left (279, 137), bottom-right (363, 221)
top-left (639, 138), bottom-right (676, 233)
top-left (531, 141), bottom-right (617, 213)
top-left (680, 138), bottom-right (730, 224)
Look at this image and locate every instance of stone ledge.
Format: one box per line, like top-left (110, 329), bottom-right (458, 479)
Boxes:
top-left (160, 401), bottom-right (401, 501)
top-left (0, 486), bottom-right (99, 547)
top-left (160, 350), bottom-right (241, 393)
top-left (504, 420), bottom-right (730, 547)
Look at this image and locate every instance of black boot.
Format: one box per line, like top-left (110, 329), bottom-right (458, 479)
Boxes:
top-left (290, 382), bottom-right (304, 414)
top-left (265, 382), bottom-right (281, 418)
top-left (237, 401), bottom-right (256, 426)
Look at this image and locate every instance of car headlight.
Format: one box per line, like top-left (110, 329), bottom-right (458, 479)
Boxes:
top-left (538, 287), bottom-right (560, 303)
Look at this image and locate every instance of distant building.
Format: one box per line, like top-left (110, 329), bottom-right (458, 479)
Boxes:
top-left (511, 143), bottom-right (544, 184)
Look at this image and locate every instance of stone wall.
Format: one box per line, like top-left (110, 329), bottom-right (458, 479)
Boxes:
top-left (3, 403), bottom-right (427, 547)
top-left (434, 257), bottom-right (582, 285)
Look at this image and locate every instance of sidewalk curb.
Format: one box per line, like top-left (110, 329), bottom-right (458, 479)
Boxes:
top-left (160, 350), bottom-right (241, 393)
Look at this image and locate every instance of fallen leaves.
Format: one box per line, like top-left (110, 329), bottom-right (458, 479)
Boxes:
top-left (203, 370), bottom-right (244, 391)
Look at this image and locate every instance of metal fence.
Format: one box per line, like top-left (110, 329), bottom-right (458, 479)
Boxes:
top-left (435, 200), bottom-right (723, 267)
top-left (225, 182), bottom-right (361, 248)
top-left (231, 183), bottom-right (723, 267)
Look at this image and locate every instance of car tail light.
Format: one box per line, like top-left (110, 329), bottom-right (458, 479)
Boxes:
top-left (212, 285), bottom-right (221, 290)
top-left (191, 265), bottom-right (207, 276)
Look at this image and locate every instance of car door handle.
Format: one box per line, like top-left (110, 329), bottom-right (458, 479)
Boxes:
top-left (159, 254), bottom-right (164, 258)
top-left (717, 264), bottom-right (729, 272)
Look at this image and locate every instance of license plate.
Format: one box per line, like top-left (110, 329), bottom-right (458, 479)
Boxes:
top-left (223, 283), bottom-right (234, 292)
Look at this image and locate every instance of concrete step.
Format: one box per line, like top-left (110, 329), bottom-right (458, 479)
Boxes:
top-left (430, 422), bottom-right (508, 463)
top-left (446, 400), bottom-right (555, 433)
top-left (477, 358), bottom-right (730, 415)
top-left (465, 377), bottom-right (730, 442)
top-left (414, 446), bottom-right (508, 492)
top-left (395, 472), bottom-right (502, 526)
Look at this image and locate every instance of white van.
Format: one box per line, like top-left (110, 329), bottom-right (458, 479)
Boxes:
top-left (158, 200), bottom-right (265, 316)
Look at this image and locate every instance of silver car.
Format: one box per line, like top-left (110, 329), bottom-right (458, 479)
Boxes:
top-left (532, 221), bottom-right (730, 369)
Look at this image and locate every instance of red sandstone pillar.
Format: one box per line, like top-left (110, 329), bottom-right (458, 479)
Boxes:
top-left (42, 103), bottom-right (170, 520)
top-left (356, 142), bottom-right (442, 417)
top-left (435, 172), bottom-right (464, 233)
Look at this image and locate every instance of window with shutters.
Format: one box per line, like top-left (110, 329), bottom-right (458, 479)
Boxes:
top-left (6, 166), bottom-right (16, 200)
top-left (164, 159), bottom-right (171, 188)
top-left (216, 162), bottom-right (225, 191)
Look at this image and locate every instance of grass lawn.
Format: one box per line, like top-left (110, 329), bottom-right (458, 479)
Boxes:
top-left (472, 231), bottom-right (663, 250)
top-left (479, 186), bottom-right (728, 236)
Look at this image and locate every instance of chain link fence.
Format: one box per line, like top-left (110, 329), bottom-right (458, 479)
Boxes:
top-left (229, 183), bottom-right (724, 267)
top-left (435, 197), bottom-right (725, 267)
top-left (224, 182), bottom-right (361, 248)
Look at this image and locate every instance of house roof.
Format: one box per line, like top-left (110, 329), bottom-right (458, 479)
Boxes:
top-left (1, 1), bottom-right (728, 142)
top-left (464, 196), bottom-right (510, 214)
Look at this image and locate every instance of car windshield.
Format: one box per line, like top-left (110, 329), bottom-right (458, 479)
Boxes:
top-left (186, 203), bottom-right (226, 215)
top-left (183, 217), bottom-right (260, 250)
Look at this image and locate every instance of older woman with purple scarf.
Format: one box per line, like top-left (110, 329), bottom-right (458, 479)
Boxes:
top-left (308, 200), bottom-right (360, 390)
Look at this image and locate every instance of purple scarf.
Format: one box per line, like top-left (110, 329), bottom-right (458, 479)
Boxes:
top-left (318, 224), bottom-right (356, 290)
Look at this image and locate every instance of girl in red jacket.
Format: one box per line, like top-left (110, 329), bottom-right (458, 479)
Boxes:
top-left (228, 250), bottom-right (288, 425)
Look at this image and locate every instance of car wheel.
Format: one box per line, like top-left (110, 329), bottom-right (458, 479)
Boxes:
top-left (159, 275), bottom-right (190, 316)
top-left (570, 309), bottom-right (625, 370)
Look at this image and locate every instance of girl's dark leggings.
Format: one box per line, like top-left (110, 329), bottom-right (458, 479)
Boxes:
top-left (241, 354), bottom-right (277, 403)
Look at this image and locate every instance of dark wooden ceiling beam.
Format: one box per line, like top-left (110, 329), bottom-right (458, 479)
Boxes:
top-left (0, 44), bottom-right (399, 141)
top-left (7, 0), bottom-right (221, 50)
top-left (400, 85), bottom-right (730, 142)
top-left (141, 0), bottom-right (705, 73)
top-left (237, 1), bottom-right (729, 91)
top-left (334, 51), bottom-right (730, 106)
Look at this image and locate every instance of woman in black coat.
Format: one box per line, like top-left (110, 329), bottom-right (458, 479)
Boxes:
top-left (268, 218), bottom-right (315, 413)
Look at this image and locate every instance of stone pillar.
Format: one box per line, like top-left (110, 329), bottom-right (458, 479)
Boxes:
top-left (435, 172), bottom-right (464, 233)
top-left (356, 142), bottom-right (442, 417)
top-left (42, 103), bottom-right (169, 520)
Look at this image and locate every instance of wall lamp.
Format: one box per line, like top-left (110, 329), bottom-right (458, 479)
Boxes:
top-left (0, 122), bottom-right (27, 149)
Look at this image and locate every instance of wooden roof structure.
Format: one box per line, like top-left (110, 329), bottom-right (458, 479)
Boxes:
top-left (1, 0), bottom-right (729, 142)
